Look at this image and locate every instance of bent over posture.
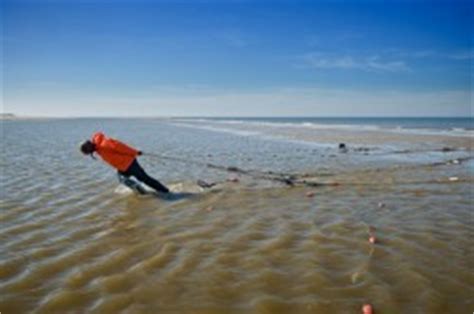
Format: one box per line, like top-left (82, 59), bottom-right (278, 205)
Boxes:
top-left (80, 132), bottom-right (169, 193)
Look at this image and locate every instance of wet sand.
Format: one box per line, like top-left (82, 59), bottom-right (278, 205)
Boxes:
top-left (1, 119), bottom-right (473, 313)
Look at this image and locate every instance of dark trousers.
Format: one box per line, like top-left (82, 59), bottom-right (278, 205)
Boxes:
top-left (118, 159), bottom-right (169, 193)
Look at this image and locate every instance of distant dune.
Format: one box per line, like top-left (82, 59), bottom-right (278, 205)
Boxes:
top-left (0, 113), bottom-right (17, 120)
top-left (0, 114), bottom-right (56, 120)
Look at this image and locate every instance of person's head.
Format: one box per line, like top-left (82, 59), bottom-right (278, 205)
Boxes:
top-left (80, 140), bottom-right (95, 156)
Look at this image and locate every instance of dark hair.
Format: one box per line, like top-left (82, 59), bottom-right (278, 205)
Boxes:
top-left (80, 140), bottom-right (95, 155)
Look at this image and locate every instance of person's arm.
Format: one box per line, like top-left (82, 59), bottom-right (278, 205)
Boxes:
top-left (108, 138), bottom-right (140, 157)
top-left (92, 132), bottom-right (105, 145)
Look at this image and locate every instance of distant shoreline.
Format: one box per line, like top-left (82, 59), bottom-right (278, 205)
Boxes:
top-left (0, 114), bottom-right (61, 121)
top-left (1, 114), bottom-right (472, 120)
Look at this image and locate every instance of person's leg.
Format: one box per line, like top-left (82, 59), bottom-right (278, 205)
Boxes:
top-left (127, 160), bottom-right (170, 193)
top-left (117, 169), bottom-right (130, 183)
top-left (117, 169), bottom-right (146, 193)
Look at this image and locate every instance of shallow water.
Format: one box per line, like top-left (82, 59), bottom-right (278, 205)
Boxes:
top-left (1, 119), bottom-right (473, 313)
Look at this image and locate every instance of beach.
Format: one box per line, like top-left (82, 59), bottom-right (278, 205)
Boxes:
top-left (1, 117), bottom-right (473, 313)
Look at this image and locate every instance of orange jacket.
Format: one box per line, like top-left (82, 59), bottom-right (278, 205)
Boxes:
top-left (92, 132), bottom-right (139, 171)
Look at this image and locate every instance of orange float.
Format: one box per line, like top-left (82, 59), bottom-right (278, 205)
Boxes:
top-left (362, 304), bottom-right (373, 314)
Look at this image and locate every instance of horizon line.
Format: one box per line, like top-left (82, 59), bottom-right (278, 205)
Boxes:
top-left (1, 113), bottom-right (472, 119)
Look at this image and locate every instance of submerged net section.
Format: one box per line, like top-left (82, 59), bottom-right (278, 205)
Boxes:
top-left (145, 152), bottom-right (474, 189)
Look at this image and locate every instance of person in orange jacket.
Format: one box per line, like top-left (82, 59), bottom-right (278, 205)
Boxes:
top-left (80, 132), bottom-right (169, 193)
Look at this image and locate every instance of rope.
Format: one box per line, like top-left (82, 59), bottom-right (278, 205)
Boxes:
top-left (144, 152), bottom-right (234, 172)
top-left (143, 152), bottom-right (302, 186)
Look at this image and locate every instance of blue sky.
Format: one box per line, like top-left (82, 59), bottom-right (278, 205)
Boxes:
top-left (2, 0), bottom-right (473, 117)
